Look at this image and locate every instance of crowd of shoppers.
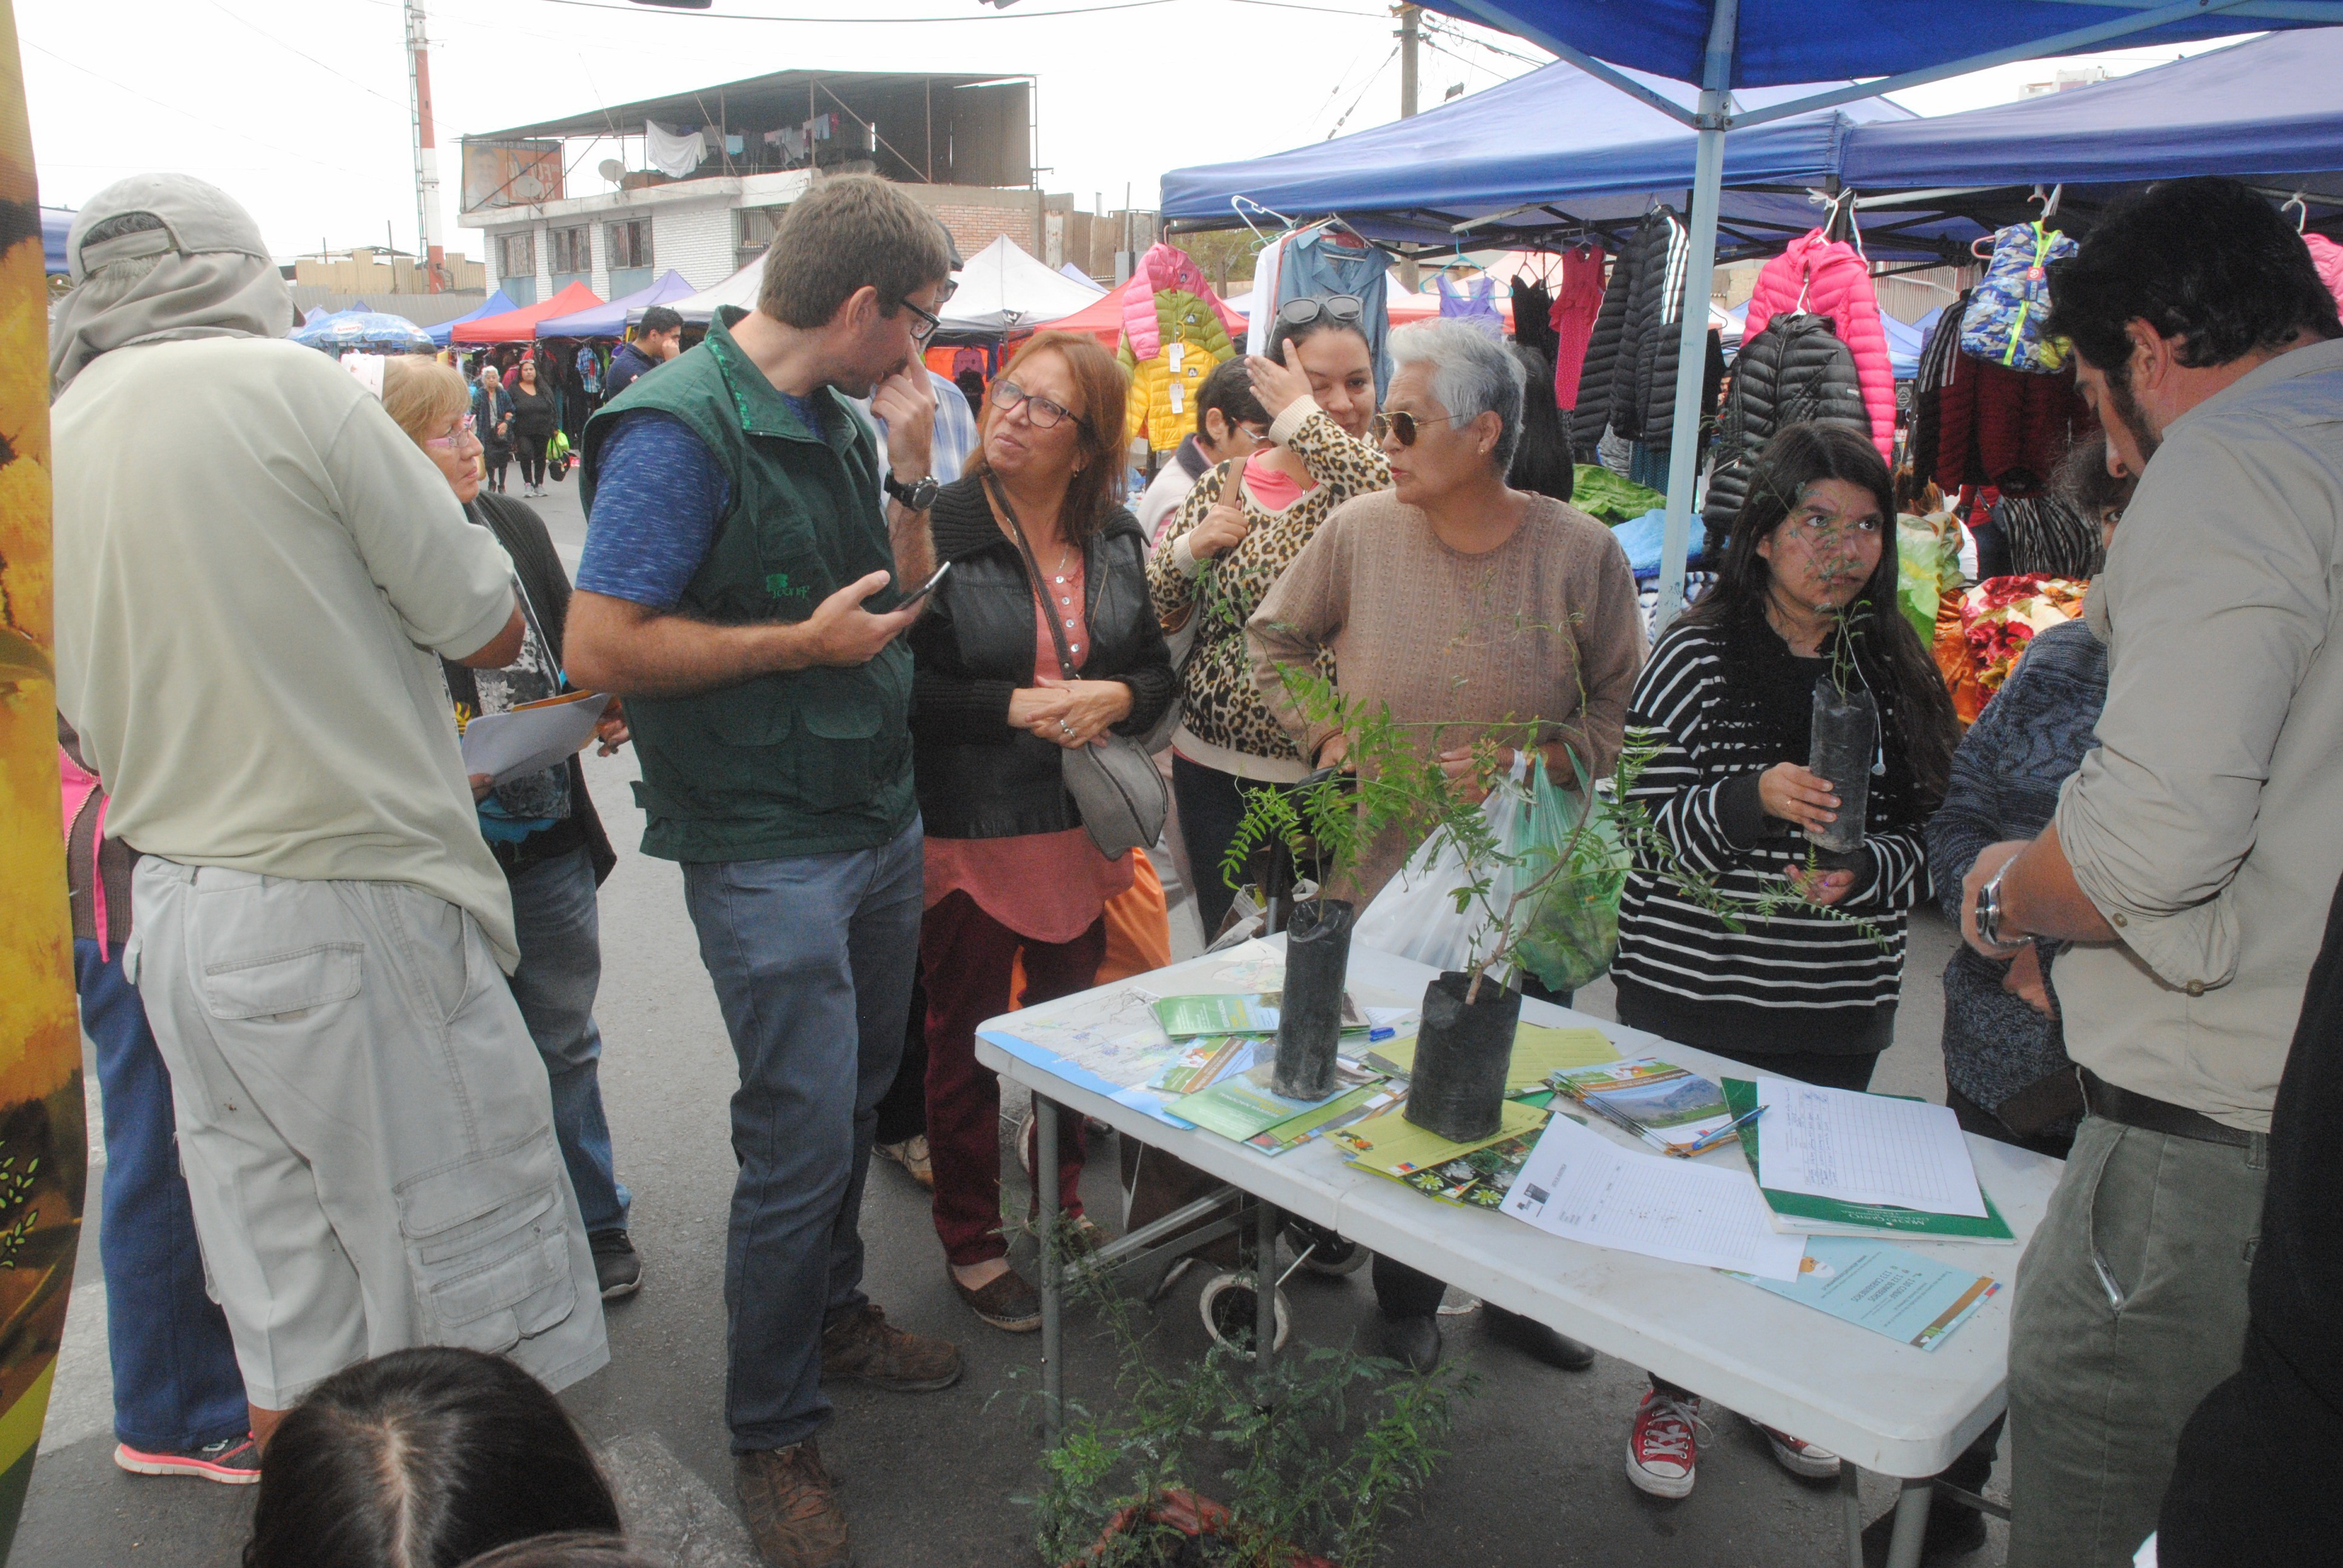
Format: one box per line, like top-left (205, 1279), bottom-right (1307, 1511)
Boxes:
top-left (41, 163), bottom-right (2343, 1568)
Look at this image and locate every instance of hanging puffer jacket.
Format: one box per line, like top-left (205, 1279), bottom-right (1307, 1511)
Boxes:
top-left (1610, 207), bottom-right (1690, 447)
top-left (2304, 233), bottom-right (2343, 317)
top-left (1905, 290), bottom-right (1972, 483)
top-left (1932, 347), bottom-right (2098, 498)
top-left (1702, 312), bottom-right (1869, 541)
top-left (1959, 221), bottom-right (2077, 374)
top-left (1120, 243), bottom-right (1214, 361)
top-left (1570, 247), bottom-right (1633, 455)
top-left (1741, 227), bottom-right (1895, 458)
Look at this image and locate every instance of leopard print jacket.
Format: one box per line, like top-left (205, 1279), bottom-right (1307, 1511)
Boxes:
top-left (1146, 408), bottom-right (1391, 764)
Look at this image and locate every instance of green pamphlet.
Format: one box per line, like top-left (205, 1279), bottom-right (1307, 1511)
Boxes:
top-left (1152, 993), bottom-right (1369, 1040)
top-left (1172, 1062), bottom-right (1379, 1143)
top-left (1549, 1057), bottom-right (1733, 1150)
top-left (1365, 1022), bottom-right (1619, 1091)
top-left (1246, 1085), bottom-right (1396, 1155)
top-left (1721, 1078), bottom-right (2017, 1243)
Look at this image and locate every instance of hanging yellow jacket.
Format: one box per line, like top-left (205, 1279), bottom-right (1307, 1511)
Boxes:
top-left (1118, 291), bottom-right (1235, 452)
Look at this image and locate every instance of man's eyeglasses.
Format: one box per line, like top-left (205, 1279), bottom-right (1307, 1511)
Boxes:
top-left (991, 378), bottom-right (1081, 431)
top-left (1373, 409), bottom-right (1461, 446)
top-left (424, 414), bottom-right (478, 450)
top-left (899, 279), bottom-right (958, 345)
top-left (1276, 294), bottom-right (1365, 332)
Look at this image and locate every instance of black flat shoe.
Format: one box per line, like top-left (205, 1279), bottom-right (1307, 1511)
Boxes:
top-left (1378, 1312), bottom-right (1443, 1374)
top-left (1484, 1304), bottom-right (1594, 1370)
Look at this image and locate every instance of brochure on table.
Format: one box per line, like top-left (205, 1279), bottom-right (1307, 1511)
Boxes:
top-left (1723, 1238), bottom-right (2002, 1353)
top-left (1721, 1079), bottom-right (2016, 1243)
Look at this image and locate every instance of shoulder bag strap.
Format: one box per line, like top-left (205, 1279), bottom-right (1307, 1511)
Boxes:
top-left (985, 475), bottom-right (1079, 680)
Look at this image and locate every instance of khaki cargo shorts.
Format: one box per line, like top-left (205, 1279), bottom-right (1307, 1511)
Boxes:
top-left (127, 860), bottom-right (609, 1409)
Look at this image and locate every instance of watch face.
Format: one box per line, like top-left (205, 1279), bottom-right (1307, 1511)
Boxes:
top-left (903, 476), bottom-right (939, 509)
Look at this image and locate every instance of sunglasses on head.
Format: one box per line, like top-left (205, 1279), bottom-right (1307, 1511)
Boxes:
top-left (1372, 409), bottom-right (1461, 446)
top-left (1274, 294), bottom-right (1366, 332)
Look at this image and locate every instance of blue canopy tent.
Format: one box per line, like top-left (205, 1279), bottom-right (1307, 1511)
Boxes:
top-left (290, 311), bottom-right (437, 356)
top-left (1162, 59), bottom-right (1930, 258)
top-left (1417, 0), bottom-right (2343, 632)
top-left (425, 290), bottom-right (519, 348)
top-left (537, 269), bottom-right (697, 339)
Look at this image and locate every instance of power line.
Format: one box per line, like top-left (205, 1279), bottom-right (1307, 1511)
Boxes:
top-left (24, 41), bottom-right (374, 178)
top-left (1323, 42), bottom-right (1397, 139)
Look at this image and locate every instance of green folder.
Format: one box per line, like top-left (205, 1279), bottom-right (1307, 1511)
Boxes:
top-left (1721, 1078), bottom-right (2016, 1243)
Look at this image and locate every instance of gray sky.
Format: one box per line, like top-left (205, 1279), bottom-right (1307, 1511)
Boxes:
top-left (24, 1), bottom-right (2236, 266)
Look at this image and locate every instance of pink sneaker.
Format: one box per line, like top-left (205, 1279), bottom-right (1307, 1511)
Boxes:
top-left (1626, 1391), bottom-right (1703, 1498)
top-left (114, 1432), bottom-right (262, 1485)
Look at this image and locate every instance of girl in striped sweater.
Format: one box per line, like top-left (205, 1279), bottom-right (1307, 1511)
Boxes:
top-left (1611, 422), bottom-right (1959, 1500)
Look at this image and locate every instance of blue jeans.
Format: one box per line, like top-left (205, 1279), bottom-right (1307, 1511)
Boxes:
top-left (74, 938), bottom-right (248, 1452)
top-left (505, 845), bottom-right (629, 1235)
top-left (682, 821), bottom-right (924, 1452)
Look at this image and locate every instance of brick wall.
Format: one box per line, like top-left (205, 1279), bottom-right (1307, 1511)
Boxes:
top-left (899, 185), bottom-right (1047, 261)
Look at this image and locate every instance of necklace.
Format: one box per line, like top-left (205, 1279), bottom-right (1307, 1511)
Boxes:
top-left (1050, 538), bottom-right (1074, 584)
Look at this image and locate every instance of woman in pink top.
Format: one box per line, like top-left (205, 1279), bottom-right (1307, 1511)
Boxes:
top-left (906, 332), bottom-right (1175, 1332)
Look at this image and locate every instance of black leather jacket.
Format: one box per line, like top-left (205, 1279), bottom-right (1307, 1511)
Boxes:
top-left (910, 475), bottom-right (1173, 840)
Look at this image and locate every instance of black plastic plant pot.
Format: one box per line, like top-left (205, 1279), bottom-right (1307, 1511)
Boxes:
top-left (1271, 899), bottom-right (1355, 1102)
top-left (1806, 676), bottom-right (1877, 855)
top-left (1403, 970), bottom-right (1522, 1143)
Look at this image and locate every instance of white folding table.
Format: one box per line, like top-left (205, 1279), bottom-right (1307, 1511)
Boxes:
top-left (976, 938), bottom-right (2062, 1568)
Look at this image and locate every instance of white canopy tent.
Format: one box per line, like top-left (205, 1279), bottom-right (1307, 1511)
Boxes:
top-left (657, 234), bottom-right (1104, 336)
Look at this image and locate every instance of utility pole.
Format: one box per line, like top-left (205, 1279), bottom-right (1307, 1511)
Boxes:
top-left (1396, 4), bottom-right (1420, 292)
top-left (404, 0), bottom-right (448, 292)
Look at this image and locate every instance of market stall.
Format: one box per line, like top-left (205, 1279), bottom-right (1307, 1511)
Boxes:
top-left (450, 279), bottom-right (602, 345)
top-left (425, 289), bottom-right (518, 347)
top-left (536, 269), bottom-right (698, 339)
top-left (938, 234), bottom-right (1109, 334)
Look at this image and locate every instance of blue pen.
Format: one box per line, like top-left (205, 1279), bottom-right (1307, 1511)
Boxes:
top-left (1670, 1102), bottom-right (1768, 1158)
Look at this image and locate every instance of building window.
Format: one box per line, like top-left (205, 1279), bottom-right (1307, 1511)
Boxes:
top-left (496, 230), bottom-right (534, 278)
top-left (608, 218), bottom-right (654, 270)
top-left (736, 205), bottom-right (788, 270)
top-left (547, 225), bottom-right (591, 280)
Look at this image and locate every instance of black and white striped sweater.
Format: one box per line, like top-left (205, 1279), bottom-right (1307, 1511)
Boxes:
top-left (1611, 611), bottom-right (1932, 1045)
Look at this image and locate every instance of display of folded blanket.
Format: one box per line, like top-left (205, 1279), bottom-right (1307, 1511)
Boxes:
top-left (1933, 573), bottom-right (2089, 725)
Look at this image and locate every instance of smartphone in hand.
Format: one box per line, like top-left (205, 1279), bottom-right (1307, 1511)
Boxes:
top-left (894, 560), bottom-right (951, 611)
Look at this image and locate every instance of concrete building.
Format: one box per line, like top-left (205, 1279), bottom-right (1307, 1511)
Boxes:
top-left (457, 68), bottom-right (1152, 304)
top-left (293, 246), bottom-right (487, 295)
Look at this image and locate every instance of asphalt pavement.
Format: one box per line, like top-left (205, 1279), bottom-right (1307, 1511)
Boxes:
top-left (15, 479), bottom-right (2011, 1566)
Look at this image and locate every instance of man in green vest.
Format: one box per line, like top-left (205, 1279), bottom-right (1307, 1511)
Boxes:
top-left (568, 175), bottom-right (960, 1568)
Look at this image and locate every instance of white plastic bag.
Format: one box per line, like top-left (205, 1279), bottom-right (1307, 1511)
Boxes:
top-left (1352, 774), bottom-right (1522, 973)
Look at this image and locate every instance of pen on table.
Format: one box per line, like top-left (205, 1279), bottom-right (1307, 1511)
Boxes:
top-left (1670, 1103), bottom-right (1768, 1158)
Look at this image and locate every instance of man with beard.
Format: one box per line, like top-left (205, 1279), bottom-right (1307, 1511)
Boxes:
top-left (1955, 177), bottom-right (2343, 1567)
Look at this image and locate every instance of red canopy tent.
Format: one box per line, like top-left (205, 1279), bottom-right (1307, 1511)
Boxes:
top-left (451, 281), bottom-right (603, 344)
top-left (1038, 270), bottom-right (1247, 349)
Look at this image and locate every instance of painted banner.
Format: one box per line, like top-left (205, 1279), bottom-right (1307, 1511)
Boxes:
top-left (0, 0), bottom-right (89, 1550)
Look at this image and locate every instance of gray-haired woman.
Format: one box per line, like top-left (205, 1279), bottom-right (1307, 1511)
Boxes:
top-left (1248, 318), bottom-right (1647, 1373)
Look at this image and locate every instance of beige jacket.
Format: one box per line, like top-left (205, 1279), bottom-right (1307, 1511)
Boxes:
top-left (2053, 337), bottom-right (2343, 1131)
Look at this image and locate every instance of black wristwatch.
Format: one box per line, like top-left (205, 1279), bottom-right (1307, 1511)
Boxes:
top-left (885, 472), bottom-right (939, 511)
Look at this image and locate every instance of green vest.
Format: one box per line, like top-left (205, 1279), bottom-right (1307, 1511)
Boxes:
top-left (580, 307), bottom-right (915, 863)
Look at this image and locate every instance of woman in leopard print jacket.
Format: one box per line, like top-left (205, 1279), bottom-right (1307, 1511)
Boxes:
top-left (1147, 303), bottom-right (1388, 935)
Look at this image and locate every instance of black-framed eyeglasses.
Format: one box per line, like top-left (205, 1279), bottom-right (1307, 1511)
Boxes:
top-left (991, 378), bottom-right (1081, 431)
top-left (1374, 409), bottom-right (1461, 446)
top-left (901, 296), bottom-right (943, 344)
top-left (1275, 293), bottom-right (1366, 332)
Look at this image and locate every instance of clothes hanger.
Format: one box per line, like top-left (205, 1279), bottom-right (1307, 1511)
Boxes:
top-left (2028, 184), bottom-right (2064, 223)
top-left (1230, 195), bottom-right (1297, 244)
top-left (2283, 191), bottom-right (2311, 234)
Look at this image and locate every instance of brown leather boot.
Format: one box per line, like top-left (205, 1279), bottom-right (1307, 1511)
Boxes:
top-left (819, 1302), bottom-right (963, 1393)
top-left (735, 1439), bottom-right (850, 1568)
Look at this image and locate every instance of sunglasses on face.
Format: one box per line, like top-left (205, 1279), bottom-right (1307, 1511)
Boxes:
top-left (1275, 294), bottom-right (1366, 332)
top-left (1372, 409), bottom-right (1461, 446)
top-left (991, 378), bottom-right (1081, 431)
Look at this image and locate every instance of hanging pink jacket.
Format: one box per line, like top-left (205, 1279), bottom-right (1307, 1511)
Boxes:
top-left (1121, 242), bottom-right (1214, 361)
top-left (1548, 244), bottom-right (1608, 410)
top-left (2305, 234), bottom-right (2343, 317)
top-left (1742, 228), bottom-right (1895, 457)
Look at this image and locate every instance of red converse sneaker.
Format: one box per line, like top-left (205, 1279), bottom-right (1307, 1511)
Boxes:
top-left (1755, 1422), bottom-right (1843, 1479)
top-left (1626, 1390), bottom-right (1703, 1499)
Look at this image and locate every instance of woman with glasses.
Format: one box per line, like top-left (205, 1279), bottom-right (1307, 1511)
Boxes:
top-left (1601, 422), bottom-right (1957, 1503)
top-left (376, 355), bottom-right (644, 1303)
top-left (906, 331), bottom-right (1173, 1333)
top-left (1146, 293), bottom-right (1391, 938)
top-left (1248, 318), bottom-right (1644, 1378)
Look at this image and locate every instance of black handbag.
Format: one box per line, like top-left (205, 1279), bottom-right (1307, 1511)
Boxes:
top-left (988, 479), bottom-right (1169, 861)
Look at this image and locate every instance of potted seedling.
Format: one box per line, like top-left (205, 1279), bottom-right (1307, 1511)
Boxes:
top-left (1806, 602), bottom-right (1878, 858)
top-left (1028, 1240), bottom-right (1472, 1568)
